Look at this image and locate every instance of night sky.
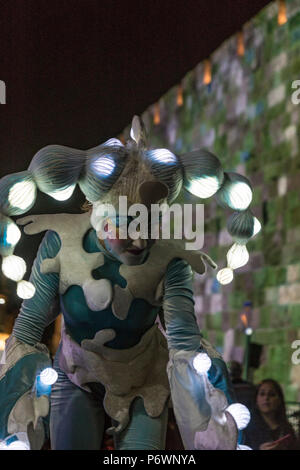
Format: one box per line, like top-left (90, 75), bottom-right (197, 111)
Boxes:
top-left (0, 0), bottom-right (271, 175)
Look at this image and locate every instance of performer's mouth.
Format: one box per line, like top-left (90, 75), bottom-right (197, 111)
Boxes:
top-left (127, 248), bottom-right (145, 255)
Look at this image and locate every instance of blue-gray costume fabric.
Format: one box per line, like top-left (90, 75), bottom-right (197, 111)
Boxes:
top-left (3, 229), bottom-right (234, 449)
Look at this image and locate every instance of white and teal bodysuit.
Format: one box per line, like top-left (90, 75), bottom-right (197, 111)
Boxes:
top-left (0, 212), bottom-right (237, 450)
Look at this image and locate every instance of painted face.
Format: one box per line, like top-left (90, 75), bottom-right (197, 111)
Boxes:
top-left (97, 215), bottom-right (157, 265)
top-left (256, 382), bottom-right (281, 415)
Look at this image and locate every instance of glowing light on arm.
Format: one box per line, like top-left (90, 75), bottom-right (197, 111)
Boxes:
top-left (6, 223), bottom-right (21, 245)
top-left (2, 255), bottom-right (26, 281)
top-left (217, 268), bottom-right (233, 285)
top-left (193, 352), bottom-right (212, 374)
top-left (40, 367), bottom-right (58, 386)
top-left (226, 403), bottom-right (250, 430)
top-left (226, 243), bottom-right (249, 270)
top-left (17, 280), bottom-right (36, 299)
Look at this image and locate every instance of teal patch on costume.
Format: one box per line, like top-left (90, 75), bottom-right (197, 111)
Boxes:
top-left (0, 352), bottom-right (50, 439)
top-left (208, 357), bottom-right (235, 405)
top-left (61, 286), bottom-right (160, 348)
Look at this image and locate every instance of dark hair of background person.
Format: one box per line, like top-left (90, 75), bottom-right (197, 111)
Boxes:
top-left (243, 378), bottom-right (299, 450)
top-left (255, 378), bottom-right (289, 425)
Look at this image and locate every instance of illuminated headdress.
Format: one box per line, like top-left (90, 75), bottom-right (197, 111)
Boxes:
top-left (0, 116), bottom-right (260, 299)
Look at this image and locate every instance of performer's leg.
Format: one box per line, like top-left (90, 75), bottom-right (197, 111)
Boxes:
top-left (50, 365), bottom-right (106, 450)
top-left (115, 398), bottom-right (168, 450)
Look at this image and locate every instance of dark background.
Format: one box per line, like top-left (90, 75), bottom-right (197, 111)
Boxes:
top-left (0, 0), bottom-right (271, 299)
top-left (0, 0), bottom-right (271, 176)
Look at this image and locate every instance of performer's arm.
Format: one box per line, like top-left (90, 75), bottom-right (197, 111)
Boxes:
top-left (0, 230), bottom-right (61, 448)
top-left (163, 258), bottom-right (234, 400)
top-left (163, 258), bottom-right (237, 449)
top-left (13, 230), bottom-right (61, 345)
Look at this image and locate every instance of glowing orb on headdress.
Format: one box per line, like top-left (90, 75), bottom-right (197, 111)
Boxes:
top-left (216, 268), bottom-right (234, 285)
top-left (6, 222), bottom-right (21, 246)
top-left (8, 180), bottom-right (36, 211)
top-left (92, 155), bottom-right (116, 176)
top-left (103, 138), bottom-right (124, 148)
top-left (147, 149), bottom-right (177, 165)
top-left (227, 182), bottom-right (252, 210)
top-left (47, 184), bottom-right (76, 201)
top-left (40, 367), bottom-right (58, 386)
top-left (253, 217), bottom-right (261, 237)
top-left (187, 175), bottom-right (220, 199)
top-left (226, 403), bottom-right (250, 430)
top-left (226, 243), bottom-right (249, 270)
top-left (2, 255), bottom-right (26, 282)
top-left (17, 280), bottom-right (36, 299)
top-left (193, 352), bottom-right (212, 374)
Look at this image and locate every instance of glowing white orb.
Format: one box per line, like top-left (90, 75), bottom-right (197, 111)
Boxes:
top-left (253, 217), bottom-right (261, 237)
top-left (188, 176), bottom-right (220, 199)
top-left (8, 180), bottom-right (36, 210)
top-left (226, 243), bottom-right (249, 270)
top-left (47, 184), bottom-right (76, 201)
top-left (193, 352), bottom-right (212, 374)
top-left (245, 327), bottom-right (253, 336)
top-left (17, 280), bottom-right (36, 299)
top-left (228, 182), bottom-right (252, 210)
top-left (92, 155), bottom-right (116, 176)
top-left (103, 138), bottom-right (123, 147)
top-left (216, 268), bottom-right (234, 285)
top-left (237, 444), bottom-right (252, 450)
top-left (148, 149), bottom-right (177, 165)
top-left (2, 255), bottom-right (26, 282)
top-left (0, 298), bottom-right (5, 305)
top-left (226, 403), bottom-right (250, 430)
top-left (40, 367), bottom-right (58, 386)
top-left (6, 223), bottom-right (21, 245)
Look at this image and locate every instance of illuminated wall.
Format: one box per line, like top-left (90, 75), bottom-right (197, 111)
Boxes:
top-left (125, 0), bottom-right (300, 399)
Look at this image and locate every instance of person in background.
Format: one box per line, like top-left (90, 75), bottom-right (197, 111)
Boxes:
top-left (228, 361), bottom-right (256, 410)
top-left (244, 379), bottom-right (298, 450)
